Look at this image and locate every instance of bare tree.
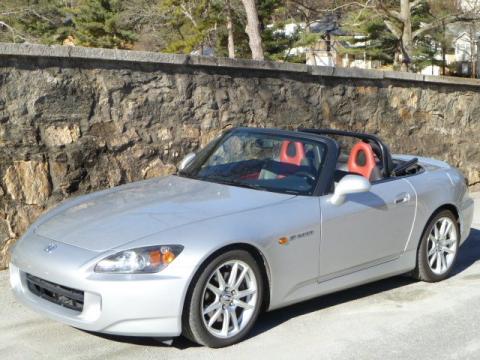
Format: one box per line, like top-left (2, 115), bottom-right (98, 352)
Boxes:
top-left (241, 0), bottom-right (264, 60)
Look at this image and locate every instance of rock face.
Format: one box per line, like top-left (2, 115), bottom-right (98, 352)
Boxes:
top-left (0, 46), bottom-right (479, 269)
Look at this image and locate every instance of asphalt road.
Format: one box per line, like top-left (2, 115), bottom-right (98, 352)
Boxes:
top-left (1, 193), bottom-right (480, 360)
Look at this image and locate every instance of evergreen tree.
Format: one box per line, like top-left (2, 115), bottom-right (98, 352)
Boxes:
top-left (213, 1), bottom-right (251, 58)
top-left (341, 7), bottom-right (403, 68)
top-left (159, 0), bottom-right (222, 54)
top-left (0, 0), bottom-right (136, 48)
top-left (257, 0), bottom-right (295, 61)
top-left (71, 0), bottom-right (136, 49)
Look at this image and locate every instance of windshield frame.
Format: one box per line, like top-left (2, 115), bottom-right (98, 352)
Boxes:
top-left (177, 127), bottom-right (339, 196)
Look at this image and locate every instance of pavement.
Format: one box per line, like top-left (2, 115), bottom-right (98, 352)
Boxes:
top-left (1, 193), bottom-right (480, 360)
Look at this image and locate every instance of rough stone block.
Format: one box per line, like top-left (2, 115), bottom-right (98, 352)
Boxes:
top-left (142, 159), bottom-right (176, 179)
top-left (3, 161), bottom-right (52, 205)
top-left (43, 124), bottom-right (81, 146)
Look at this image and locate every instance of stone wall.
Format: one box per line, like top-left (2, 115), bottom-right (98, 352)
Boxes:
top-left (0, 43), bottom-right (479, 269)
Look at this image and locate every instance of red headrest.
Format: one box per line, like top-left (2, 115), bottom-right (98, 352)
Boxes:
top-left (280, 141), bottom-right (305, 166)
top-left (348, 141), bottom-right (376, 180)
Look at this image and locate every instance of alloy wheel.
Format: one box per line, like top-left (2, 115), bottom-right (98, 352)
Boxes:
top-left (201, 260), bottom-right (258, 339)
top-left (427, 217), bottom-right (458, 275)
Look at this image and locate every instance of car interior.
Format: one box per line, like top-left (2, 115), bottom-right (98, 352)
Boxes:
top-left (257, 140), bottom-right (321, 180)
top-left (191, 129), bottom-right (425, 195)
top-left (333, 137), bottom-right (424, 187)
top-left (195, 135), bottom-right (326, 194)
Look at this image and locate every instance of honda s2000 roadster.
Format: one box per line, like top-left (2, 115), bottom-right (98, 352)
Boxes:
top-left (10, 127), bottom-right (474, 347)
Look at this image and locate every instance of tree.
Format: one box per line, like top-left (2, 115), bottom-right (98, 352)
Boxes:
top-left (423, 0), bottom-right (458, 75)
top-left (241, 0), bottom-right (264, 59)
top-left (123, 0), bottom-right (239, 56)
top-left (0, 0), bottom-right (72, 44)
top-left (123, 0), bottom-right (271, 60)
top-left (341, 0), bottom-right (480, 71)
top-left (214, 1), bottom-right (252, 58)
top-left (0, 0), bottom-right (136, 48)
top-left (341, 0), bottom-right (429, 69)
top-left (341, 12), bottom-right (398, 65)
top-left (226, 0), bottom-right (235, 57)
top-left (72, 0), bottom-right (136, 49)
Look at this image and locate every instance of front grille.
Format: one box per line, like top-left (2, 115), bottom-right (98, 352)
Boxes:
top-left (26, 273), bottom-right (84, 312)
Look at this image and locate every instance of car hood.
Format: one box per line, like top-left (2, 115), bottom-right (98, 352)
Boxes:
top-left (34, 175), bottom-right (295, 252)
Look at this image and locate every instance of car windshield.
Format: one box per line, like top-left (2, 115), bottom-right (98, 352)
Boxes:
top-left (179, 130), bottom-right (327, 195)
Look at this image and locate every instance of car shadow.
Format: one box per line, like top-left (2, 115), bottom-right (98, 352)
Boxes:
top-left (83, 228), bottom-right (480, 349)
top-left (80, 330), bottom-right (200, 349)
top-left (451, 228), bottom-right (480, 276)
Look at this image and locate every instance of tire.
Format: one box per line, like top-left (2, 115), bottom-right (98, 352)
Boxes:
top-left (182, 249), bottom-right (264, 348)
top-left (412, 210), bottom-right (460, 282)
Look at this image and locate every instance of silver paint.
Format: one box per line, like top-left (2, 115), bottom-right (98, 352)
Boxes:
top-left (9, 155), bottom-right (475, 337)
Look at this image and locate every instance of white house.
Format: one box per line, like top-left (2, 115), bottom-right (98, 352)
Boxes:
top-left (447, 20), bottom-right (480, 76)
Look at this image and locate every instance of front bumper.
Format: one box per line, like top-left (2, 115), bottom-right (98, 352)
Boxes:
top-left (9, 234), bottom-right (190, 337)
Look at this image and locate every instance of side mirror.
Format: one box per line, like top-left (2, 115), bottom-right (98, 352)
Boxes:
top-left (330, 175), bottom-right (371, 206)
top-left (178, 152), bottom-right (196, 171)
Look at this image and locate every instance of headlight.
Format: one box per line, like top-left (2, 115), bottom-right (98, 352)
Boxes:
top-left (94, 245), bottom-right (183, 274)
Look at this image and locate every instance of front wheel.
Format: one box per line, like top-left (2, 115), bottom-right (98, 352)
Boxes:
top-left (413, 210), bottom-right (459, 282)
top-left (183, 250), bottom-right (264, 347)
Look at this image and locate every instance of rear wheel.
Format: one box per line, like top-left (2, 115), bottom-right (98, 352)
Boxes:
top-left (413, 210), bottom-right (459, 282)
top-left (183, 250), bottom-right (263, 347)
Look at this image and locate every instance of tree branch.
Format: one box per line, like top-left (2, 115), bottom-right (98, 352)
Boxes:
top-left (1, 6), bottom-right (55, 24)
top-left (376, 1), bottom-right (404, 22)
top-left (409, 0), bottom-right (423, 10)
top-left (289, 0), bottom-right (375, 14)
top-left (0, 21), bottom-right (27, 42)
top-left (386, 9), bottom-right (404, 22)
top-left (413, 13), bottom-right (480, 39)
top-left (384, 19), bottom-right (402, 39)
top-left (0, 9), bottom-right (28, 16)
top-left (28, 9), bottom-right (55, 25)
top-left (179, 3), bottom-right (198, 28)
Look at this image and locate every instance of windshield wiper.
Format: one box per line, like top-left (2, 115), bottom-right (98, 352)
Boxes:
top-left (193, 175), bottom-right (305, 195)
top-left (227, 179), bottom-right (266, 191)
top-left (199, 175), bottom-right (266, 191)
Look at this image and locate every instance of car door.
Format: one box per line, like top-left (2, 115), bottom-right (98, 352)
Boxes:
top-left (318, 178), bottom-right (416, 279)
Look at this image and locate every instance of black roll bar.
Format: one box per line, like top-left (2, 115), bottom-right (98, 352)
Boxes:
top-left (298, 128), bottom-right (394, 178)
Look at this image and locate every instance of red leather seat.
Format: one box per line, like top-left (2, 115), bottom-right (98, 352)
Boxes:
top-left (348, 141), bottom-right (376, 180)
top-left (280, 141), bottom-right (305, 166)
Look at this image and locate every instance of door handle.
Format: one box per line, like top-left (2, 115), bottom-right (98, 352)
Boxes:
top-left (394, 193), bottom-right (410, 204)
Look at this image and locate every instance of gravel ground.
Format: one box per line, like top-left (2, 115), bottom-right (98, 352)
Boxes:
top-left (1, 193), bottom-right (479, 360)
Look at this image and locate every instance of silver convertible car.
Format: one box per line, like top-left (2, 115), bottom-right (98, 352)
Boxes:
top-left (10, 127), bottom-right (474, 347)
